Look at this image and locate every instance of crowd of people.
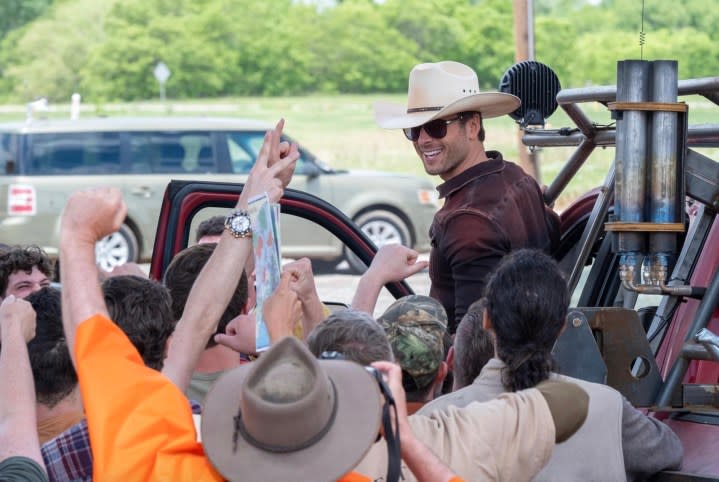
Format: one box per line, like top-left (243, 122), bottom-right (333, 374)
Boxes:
top-left (0, 61), bottom-right (683, 481)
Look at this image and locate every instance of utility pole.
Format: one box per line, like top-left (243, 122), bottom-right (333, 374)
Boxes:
top-left (512, 0), bottom-right (540, 182)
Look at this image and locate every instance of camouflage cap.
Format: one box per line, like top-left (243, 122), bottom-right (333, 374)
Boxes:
top-left (377, 295), bottom-right (448, 392)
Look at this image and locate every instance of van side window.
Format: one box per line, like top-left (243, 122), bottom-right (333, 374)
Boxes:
top-left (226, 132), bottom-right (258, 174)
top-left (0, 133), bottom-right (15, 174)
top-left (129, 132), bottom-right (214, 173)
top-left (227, 131), bottom-right (307, 174)
top-left (26, 133), bottom-right (121, 175)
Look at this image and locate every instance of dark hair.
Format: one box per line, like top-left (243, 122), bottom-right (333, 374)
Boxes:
top-left (195, 215), bottom-right (226, 243)
top-left (0, 245), bottom-right (54, 296)
top-left (484, 249), bottom-right (569, 391)
top-left (307, 309), bottom-right (393, 366)
top-left (459, 111), bottom-right (485, 142)
top-left (102, 275), bottom-right (175, 371)
top-left (26, 287), bottom-right (78, 407)
top-left (163, 243), bottom-right (248, 348)
top-left (453, 298), bottom-right (494, 390)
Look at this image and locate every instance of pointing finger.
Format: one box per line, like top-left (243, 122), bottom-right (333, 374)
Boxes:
top-left (255, 131), bottom-right (273, 170)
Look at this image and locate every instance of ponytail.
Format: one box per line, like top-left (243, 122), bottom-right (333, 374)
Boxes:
top-left (498, 344), bottom-right (555, 392)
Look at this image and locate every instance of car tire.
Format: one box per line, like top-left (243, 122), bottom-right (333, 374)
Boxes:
top-left (95, 223), bottom-right (139, 272)
top-left (345, 209), bottom-right (411, 274)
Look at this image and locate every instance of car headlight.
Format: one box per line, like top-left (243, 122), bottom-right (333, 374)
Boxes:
top-left (417, 189), bottom-right (439, 207)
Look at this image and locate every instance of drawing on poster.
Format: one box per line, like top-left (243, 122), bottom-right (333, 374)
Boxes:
top-left (247, 193), bottom-right (282, 351)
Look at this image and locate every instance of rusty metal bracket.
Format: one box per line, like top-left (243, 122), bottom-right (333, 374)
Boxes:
top-left (576, 307), bottom-right (663, 407)
top-left (552, 310), bottom-right (608, 384)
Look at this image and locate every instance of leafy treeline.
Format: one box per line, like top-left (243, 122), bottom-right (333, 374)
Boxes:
top-left (0, 0), bottom-right (717, 102)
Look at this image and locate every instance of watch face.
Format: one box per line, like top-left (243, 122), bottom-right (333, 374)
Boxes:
top-left (231, 214), bottom-right (250, 233)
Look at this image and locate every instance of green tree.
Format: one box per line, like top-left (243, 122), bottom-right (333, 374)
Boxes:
top-left (380, 0), bottom-right (469, 63)
top-left (456, 0), bottom-right (515, 89)
top-left (534, 17), bottom-right (578, 88)
top-left (0, 0), bottom-right (53, 42)
top-left (81, 0), bottom-right (240, 100)
top-left (309, 0), bottom-right (418, 93)
top-left (0, 0), bottom-right (118, 102)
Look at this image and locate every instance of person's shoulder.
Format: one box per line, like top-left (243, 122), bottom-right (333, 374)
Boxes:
top-left (551, 372), bottom-right (624, 402)
top-left (417, 389), bottom-right (467, 415)
top-left (418, 383), bottom-right (497, 416)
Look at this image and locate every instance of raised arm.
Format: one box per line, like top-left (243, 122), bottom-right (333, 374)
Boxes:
top-left (162, 122), bottom-right (299, 390)
top-left (0, 295), bottom-right (44, 470)
top-left (351, 244), bottom-right (428, 315)
top-left (283, 257), bottom-right (326, 336)
top-left (59, 187), bottom-right (127, 363)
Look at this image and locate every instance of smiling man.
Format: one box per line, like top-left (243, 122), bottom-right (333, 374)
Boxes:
top-left (374, 61), bottom-right (560, 332)
top-left (0, 246), bottom-right (53, 300)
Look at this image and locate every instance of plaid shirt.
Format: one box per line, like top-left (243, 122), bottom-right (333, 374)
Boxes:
top-left (42, 400), bottom-right (202, 482)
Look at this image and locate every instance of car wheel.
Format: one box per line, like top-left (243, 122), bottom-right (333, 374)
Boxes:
top-left (95, 223), bottom-right (139, 272)
top-left (345, 210), bottom-right (411, 274)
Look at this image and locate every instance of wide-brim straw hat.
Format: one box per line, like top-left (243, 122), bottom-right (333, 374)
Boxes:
top-left (374, 60), bottom-right (520, 129)
top-left (202, 336), bottom-right (383, 482)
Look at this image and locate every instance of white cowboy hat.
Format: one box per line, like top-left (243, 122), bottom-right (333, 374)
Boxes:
top-left (374, 61), bottom-right (520, 129)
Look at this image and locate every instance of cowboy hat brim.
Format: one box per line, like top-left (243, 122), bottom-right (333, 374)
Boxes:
top-left (374, 92), bottom-right (520, 129)
top-left (202, 359), bottom-right (383, 482)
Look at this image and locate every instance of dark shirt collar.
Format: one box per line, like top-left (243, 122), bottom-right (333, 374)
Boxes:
top-left (436, 150), bottom-right (504, 199)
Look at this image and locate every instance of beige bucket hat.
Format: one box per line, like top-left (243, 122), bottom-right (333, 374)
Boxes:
top-left (374, 60), bottom-right (520, 129)
top-left (202, 336), bottom-right (383, 482)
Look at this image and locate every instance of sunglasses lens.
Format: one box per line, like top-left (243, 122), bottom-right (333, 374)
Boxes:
top-left (404, 127), bottom-right (421, 141)
top-left (423, 119), bottom-right (448, 139)
top-left (404, 119), bottom-right (452, 141)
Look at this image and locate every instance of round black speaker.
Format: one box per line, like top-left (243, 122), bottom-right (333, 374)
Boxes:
top-left (499, 61), bottom-right (561, 127)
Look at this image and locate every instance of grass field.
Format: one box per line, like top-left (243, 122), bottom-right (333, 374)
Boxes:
top-left (2, 93), bottom-right (716, 211)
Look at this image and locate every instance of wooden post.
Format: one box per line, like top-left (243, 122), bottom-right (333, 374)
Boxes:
top-left (512, 0), bottom-right (540, 182)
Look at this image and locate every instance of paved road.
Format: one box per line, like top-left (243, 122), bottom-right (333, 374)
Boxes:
top-left (313, 264), bottom-right (431, 318)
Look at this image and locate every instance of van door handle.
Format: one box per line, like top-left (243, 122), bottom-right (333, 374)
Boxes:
top-left (131, 186), bottom-right (153, 198)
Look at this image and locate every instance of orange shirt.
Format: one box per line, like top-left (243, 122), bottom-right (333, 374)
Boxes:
top-left (75, 314), bottom-right (222, 481)
top-left (74, 314), bottom-right (380, 482)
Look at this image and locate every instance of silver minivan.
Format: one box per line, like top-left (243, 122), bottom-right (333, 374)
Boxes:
top-left (0, 117), bottom-right (437, 272)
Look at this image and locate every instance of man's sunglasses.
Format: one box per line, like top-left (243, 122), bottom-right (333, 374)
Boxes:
top-left (403, 115), bottom-right (464, 142)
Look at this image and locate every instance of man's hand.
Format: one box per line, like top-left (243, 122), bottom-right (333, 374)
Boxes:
top-left (367, 244), bottom-right (428, 285)
top-left (214, 312), bottom-right (257, 355)
top-left (351, 244), bottom-right (428, 314)
top-left (60, 187), bottom-right (127, 245)
top-left (283, 258), bottom-right (326, 336)
top-left (264, 271), bottom-right (302, 344)
top-left (269, 119), bottom-right (299, 189)
top-left (238, 120), bottom-right (299, 208)
top-left (371, 361), bottom-right (410, 436)
top-left (283, 258), bottom-right (319, 303)
top-left (0, 295), bottom-right (36, 343)
top-left (373, 361), bottom-right (460, 482)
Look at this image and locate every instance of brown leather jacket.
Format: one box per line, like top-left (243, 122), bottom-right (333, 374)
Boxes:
top-left (429, 152), bottom-right (559, 332)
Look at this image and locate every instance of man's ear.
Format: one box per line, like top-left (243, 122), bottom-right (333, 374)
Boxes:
top-left (482, 310), bottom-right (492, 331)
top-left (433, 360), bottom-right (449, 395)
top-left (446, 345), bottom-right (455, 372)
top-left (466, 113), bottom-right (482, 139)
